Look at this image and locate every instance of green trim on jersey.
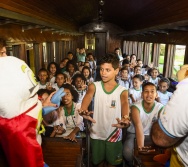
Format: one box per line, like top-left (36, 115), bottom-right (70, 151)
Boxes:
top-left (133, 87), bottom-right (141, 91)
top-left (142, 100), bottom-right (155, 114)
top-left (101, 81), bottom-right (119, 94)
top-left (131, 105), bottom-right (140, 113)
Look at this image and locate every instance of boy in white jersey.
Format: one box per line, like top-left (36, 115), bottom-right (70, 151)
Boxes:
top-left (79, 53), bottom-right (130, 167)
top-left (123, 82), bottom-right (163, 167)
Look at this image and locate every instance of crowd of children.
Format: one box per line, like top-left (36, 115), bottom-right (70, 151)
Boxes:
top-left (37, 47), bottom-right (174, 167)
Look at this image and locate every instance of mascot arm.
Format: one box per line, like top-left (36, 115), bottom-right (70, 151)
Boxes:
top-left (42, 88), bottom-right (65, 115)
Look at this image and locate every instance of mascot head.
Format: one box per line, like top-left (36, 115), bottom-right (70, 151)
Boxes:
top-left (177, 64), bottom-right (188, 82)
top-left (0, 56), bottom-right (39, 118)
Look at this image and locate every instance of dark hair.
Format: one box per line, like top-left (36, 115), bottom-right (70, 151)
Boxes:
top-left (67, 51), bottom-right (73, 55)
top-left (81, 66), bottom-right (92, 79)
top-left (114, 48), bottom-right (120, 51)
top-left (37, 89), bottom-right (54, 97)
top-left (122, 59), bottom-right (130, 66)
top-left (0, 38), bottom-right (6, 49)
top-left (61, 84), bottom-right (79, 103)
top-left (133, 74), bottom-right (144, 81)
top-left (151, 67), bottom-right (159, 73)
top-left (38, 68), bottom-right (49, 74)
top-left (37, 68), bottom-right (49, 81)
top-left (60, 58), bottom-right (69, 63)
top-left (134, 65), bottom-right (141, 70)
top-left (47, 62), bottom-right (60, 76)
top-left (120, 67), bottom-right (129, 72)
top-left (72, 73), bottom-right (87, 86)
top-left (142, 82), bottom-right (157, 91)
top-left (99, 53), bottom-right (119, 69)
top-left (87, 52), bottom-right (93, 56)
top-left (159, 77), bottom-right (170, 86)
top-left (55, 72), bottom-right (68, 80)
top-left (65, 60), bottom-right (79, 72)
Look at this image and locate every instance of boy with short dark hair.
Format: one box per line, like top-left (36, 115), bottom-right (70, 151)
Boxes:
top-left (123, 82), bottom-right (164, 167)
top-left (79, 53), bottom-right (130, 167)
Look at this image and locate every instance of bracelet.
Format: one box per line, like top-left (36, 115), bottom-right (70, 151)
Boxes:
top-left (122, 115), bottom-right (130, 120)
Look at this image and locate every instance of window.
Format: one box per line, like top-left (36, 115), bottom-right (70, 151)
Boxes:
top-left (159, 44), bottom-right (166, 74)
top-left (149, 43), bottom-right (153, 64)
top-left (172, 45), bottom-right (186, 80)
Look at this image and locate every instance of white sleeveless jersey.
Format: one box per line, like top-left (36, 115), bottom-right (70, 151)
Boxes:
top-left (128, 100), bottom-right (163, 135)
top-left (90, 81), bottom-right (126, 141)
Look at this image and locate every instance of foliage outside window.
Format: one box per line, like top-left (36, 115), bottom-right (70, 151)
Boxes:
top-left (159, 44), bottom-right (166, 74)
top-left (172, 45), bottom-right (185, 80)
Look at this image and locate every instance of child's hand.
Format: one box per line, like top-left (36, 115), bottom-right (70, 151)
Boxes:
top-left (46, 82), bottom-right (53, 90)
top-left (81, 80), bottom-right (87, 90)
top-left (112, 118), bottom-right (130, 128)
top-left (138, 146), bottom-right (155, 154)
top-left (78, 109), bottom-right (96, 123)
top-left (63, 132), bottom-right (77, 142)
top-left (54, 125), bottom-right (65, 135)
top-left (65, 77), bottom-right (72, 84)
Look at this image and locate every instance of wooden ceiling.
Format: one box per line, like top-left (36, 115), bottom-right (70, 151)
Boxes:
top-left (1, 0), bottom-right (188, 42)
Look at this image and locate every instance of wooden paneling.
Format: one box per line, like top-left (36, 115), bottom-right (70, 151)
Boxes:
top-left (42, 137), bottom-right (83, 167)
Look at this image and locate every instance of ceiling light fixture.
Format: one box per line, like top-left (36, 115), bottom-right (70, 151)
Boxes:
top-left (99, 0), bottom-right (104, 6)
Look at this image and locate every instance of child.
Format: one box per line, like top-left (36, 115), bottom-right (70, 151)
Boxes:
top-left (156, 77), bottom-right (173, 105)
top-left (64, 60), bottom-right (80, 78)
top-left (60, 58), bottom-right (69, 73)
top-left (52, 72), bottom-right (67, 90)
top-left (87, 53), bottom-right (97, 79)
top-left (81, 66), bottom-right (94, 85)
top-left (129, 74), bottom-right (143, 105)
top-left (47, 62), bottom-right (60, 84)
top-left (55, 84), bottom-right (84, 142)
top-left (149, 67), bottom-right (160, 86)
top-left (37, 89), bottom-right (63, 137)
top-left (37, 68), bottom-right (49, 90)
top-left (123, 82), bottom-right (164, 167)
top-left (130, 65), bottom-right (142, 78)
top-left (72, 74), bottom-right (87, 103)
top-left (79, 53), bottom-right (130, 167)
top-left (117, 67), bottom-right (131, 90)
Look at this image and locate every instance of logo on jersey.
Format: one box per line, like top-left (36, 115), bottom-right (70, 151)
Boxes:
top-left (110, 100), bottom-right (116, 108)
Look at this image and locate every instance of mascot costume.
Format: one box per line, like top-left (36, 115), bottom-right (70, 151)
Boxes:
top-left (0, 56), bottom-right (65, 167)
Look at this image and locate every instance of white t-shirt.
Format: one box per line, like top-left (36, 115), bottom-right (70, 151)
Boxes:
top-left (159, 78), bottom-right (188, 166)
top-left (38, 82), bottom-right (47, 90)
top-left (54, 103), bottom-right (84, 137)
top-left (129, 87), bottom-right (142, 105)
top-left (117, 78), bottom-right (130, 90)
top-left (128, 100), bottom-right (163, 135)
top-left (91, 81), bottom-right (126, 141)
top-left (52, 83), bottom-right (60, 91)
top-left (157, 91), bottom-right (173, 105)
top-left (149, 77), bottom-right (160, 86)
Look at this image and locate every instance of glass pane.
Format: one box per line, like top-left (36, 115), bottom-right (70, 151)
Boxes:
top-left (159, 44), bottom-right (166, 74)
top-left (172, 45), bottom-right (186, 80)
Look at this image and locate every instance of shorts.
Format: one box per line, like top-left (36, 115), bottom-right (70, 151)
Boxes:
top-left (90, 138), bottom-right (123, 165)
